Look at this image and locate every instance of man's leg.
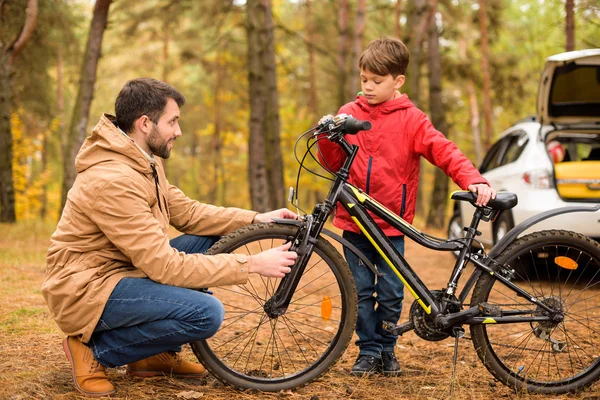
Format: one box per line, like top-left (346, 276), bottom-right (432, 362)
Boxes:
top-left (374, 236), bottom-right (405, 376)
top-left (342, 231), bottom-right (382, 376)
top-left (169, 234), bottom-right (219, 254)
top-left (89, 277), bottom-right (224, 367)
top-left (89, 235), bottom-right (222, 367)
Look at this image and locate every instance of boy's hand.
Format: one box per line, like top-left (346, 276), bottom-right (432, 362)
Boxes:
top-left (468, 184), bottom-right (497, 207)
top-left (318, 114), bottom-right (334, 127)
top-left (253, 208), bottom-right (297, 224)
top-left (247, 241), bottom-right (297, 278)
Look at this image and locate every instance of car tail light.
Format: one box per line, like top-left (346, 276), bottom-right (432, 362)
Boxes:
top-left (523, 169), bottom-right (554, 189)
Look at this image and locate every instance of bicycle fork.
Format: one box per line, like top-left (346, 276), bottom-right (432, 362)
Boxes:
top-left (263, 216), bottom-right (318, 318)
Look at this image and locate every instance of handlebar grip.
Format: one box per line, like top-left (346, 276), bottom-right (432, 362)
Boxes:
top-left (341, 118), bottom-right (371, 135)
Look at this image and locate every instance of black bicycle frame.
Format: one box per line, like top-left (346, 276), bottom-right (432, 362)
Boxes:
top-left (265, 134), bottom-right (558, 325)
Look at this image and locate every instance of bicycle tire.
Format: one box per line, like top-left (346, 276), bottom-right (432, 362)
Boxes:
top-left (190, 223), bottom-right (358, 391)
top-left (471, 229), bottom-right (600, 394)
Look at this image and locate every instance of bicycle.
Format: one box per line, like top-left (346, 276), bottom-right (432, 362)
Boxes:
top-left (191, 115), bottom-right (600, 394)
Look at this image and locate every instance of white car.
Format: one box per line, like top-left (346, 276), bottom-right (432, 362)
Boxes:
top-left (448, 49), bottom-right (600, 250)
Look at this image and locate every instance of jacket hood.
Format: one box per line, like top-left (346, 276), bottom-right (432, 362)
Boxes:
top-left (355, 92), bottom-right (414, 115)
top-left (75, 114), bottom-right (152, 175)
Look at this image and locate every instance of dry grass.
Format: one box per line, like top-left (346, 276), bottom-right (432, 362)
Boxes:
top-left (1, 221), bottom-right (599, 400)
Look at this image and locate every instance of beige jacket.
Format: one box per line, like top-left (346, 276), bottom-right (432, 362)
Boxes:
top-left (43, 114), bottom-right (257, 343)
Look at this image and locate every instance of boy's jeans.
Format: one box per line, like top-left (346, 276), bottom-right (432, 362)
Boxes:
top-left (89, 235), bottom-right (221, 368)
top-left (342, 231), bottom-right (405, 358)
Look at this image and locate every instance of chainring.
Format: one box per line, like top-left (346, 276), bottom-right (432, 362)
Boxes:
top-left (410, 290), bottom-right (459, 341)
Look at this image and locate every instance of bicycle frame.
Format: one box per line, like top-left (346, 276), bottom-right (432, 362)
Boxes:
top-left (265, 132), bottom-right (560, 327)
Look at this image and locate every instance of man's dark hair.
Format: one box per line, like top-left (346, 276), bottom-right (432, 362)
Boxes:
top-left (115, 78), bottom-right (185, 133)
top-left (359, 37), bottom-right (409, 77)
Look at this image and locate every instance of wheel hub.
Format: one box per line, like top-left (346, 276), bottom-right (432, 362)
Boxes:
top-left (532, 295), bottom-right (567, 352)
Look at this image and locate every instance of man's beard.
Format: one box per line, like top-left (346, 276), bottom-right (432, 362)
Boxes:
top-left (148, 125), bottom-right (172, 159)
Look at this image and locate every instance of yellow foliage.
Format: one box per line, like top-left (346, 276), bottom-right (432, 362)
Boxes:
top-left (11, 111), bottom-right (57, 221)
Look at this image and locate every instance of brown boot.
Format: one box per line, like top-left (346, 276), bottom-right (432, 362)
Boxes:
top-left (126, 351), bottom-right (207, 378)
top-left (62, 337), bottom-right (115, 397)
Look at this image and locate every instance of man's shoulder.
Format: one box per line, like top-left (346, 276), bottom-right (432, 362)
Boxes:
top-left (81, 161), bottom-right (143, 184)
top-left (74, 162), bottom-right (150, 202)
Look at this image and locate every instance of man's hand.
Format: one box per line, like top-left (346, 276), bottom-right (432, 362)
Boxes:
top-left (247, 242), bottom-right (297, 278)
top-left (468, 183), bottom-right (497, 207)
top-left (253, 208), bottom-right (297, 224)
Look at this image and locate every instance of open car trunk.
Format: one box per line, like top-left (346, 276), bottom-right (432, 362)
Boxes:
top-left (546, 129), bottom-right (600, 202)
top-left (538, 50), bottom-right (600, 203)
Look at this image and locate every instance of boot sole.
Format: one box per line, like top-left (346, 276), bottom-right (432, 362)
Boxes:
top-left (380, 370), bottom-right (402, 377)
top-left (62, 338), bottom-right (116, 398)
top-left (126, 369), bottom-right (208, 379)
top-left (349, 369), bottom-right (378, 377)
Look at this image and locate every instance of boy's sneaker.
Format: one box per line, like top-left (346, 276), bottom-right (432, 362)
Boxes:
top-left (350, 355), bottom-right (380, 376)
top-left (380, 351), bottom-right (402, 376)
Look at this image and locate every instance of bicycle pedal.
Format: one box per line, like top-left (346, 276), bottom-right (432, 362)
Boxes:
top-left (382, 320), bottom-right (415, 336)
top-left (479, 302), bottom-right (502, 317)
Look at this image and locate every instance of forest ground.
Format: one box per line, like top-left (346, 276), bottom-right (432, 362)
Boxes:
top-left (1, 221), bottom-right (599, 400)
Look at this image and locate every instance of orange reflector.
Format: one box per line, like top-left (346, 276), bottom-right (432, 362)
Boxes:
top-left (555, 256), bottom-right (578, 270)
top-left (321, 296), bottom-right (332, 321)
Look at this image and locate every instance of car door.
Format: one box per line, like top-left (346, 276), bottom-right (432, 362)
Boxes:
top-left (460, 131), bottom-right (529, 247)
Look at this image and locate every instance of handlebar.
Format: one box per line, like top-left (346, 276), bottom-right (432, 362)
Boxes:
top-left (341, 118), bottom-right (371, 135)
top-left (316, 114), bottom-right (371, 136)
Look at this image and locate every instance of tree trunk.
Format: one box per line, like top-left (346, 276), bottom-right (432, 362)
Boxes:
top-left (479, 0), bottom-right (493, 150)
top-left (208, 51), bottom-right (224, 205)
top-left (246, 0), bottom-right (285, 212)
top-left (425, 8), bottom-right (449, 229)
top-left (337, 0), bottom-right (350, 106)
top-left (0, 51), bottom-right (16, 222)
top-left (349, 0), bottom-right (367, 98)
top-left (565, 0), bottom-right (575, 51)
top-left (161, 18), bottom-right (170, 177)
top-left (0, 0), bottom-right (38, 223)
top-left (459, 36), bottom-right (483, 166)
top-left (60, 0), bottom-right (112, 215)
top-left (467, 81), bottom-right (483, 166)
top-left (394, 0), bottom-right (402, 39)
top-left (405, 0), bottom-right (435, 219)
top-left (305, 0), bottom-right (318, 118)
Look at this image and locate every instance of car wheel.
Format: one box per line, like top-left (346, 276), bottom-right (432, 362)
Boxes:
top-left (447, 210), bottom-right (463, 258)
top-left (493, 211), bottom-right (514, 245)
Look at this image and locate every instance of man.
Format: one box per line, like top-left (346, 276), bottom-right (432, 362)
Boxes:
top-left (43, 78), bottom-right (297, 397)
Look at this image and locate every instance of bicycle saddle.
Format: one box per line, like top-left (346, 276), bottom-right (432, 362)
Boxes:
top-left (451, 191), bottom-right (518, 210)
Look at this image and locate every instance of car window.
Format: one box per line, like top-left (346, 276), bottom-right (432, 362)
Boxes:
top-left (501, 131), bottom-right (529, 165)
top-left (479, 138), bottom-right (507, 173)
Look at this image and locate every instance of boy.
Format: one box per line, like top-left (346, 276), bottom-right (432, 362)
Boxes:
top-left (318, 37), bottom-right (495, 376)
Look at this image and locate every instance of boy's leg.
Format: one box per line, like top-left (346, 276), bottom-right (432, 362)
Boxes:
top-left (342, 231), bottom-right (382, 375)
top-left (374, 236), bottom-right (405, 375)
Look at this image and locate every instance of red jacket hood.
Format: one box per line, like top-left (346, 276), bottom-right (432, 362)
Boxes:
top-left (355, 92), bottom-right (414, 115)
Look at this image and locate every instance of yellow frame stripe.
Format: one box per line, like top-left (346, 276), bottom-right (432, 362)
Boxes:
top-left (348, 186), bottom-right (419, 232)
top-left (482, 318), bottom-right (497, 324)
top-left (351, 216), bottom-right (431, 314)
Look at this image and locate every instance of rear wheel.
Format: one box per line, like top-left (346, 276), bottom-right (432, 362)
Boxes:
top-left (493, 211), bottom-right (514, 244)
top-left (190, 223), bottom-right (357, 391)
top-left (471, 230), bottom-right (600, 394)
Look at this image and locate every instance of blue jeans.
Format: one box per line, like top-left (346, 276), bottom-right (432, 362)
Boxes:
top-left (343, 231), bottom-right (405, 358)
top-left (89, 235), bottom-right (221, 367)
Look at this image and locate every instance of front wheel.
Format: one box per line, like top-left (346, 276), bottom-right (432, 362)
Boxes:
top-left (190, 223), bottom-right (358, 392)
top-left (470, 230), bottom-right (600, 394)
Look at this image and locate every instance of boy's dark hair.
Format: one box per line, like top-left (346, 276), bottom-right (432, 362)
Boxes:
top-left (359, 37), bottom-right (409, 77)
top-left (115, 78), bottom-right (185, 133)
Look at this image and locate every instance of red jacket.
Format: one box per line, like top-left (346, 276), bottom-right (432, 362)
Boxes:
top-left (318, 94), bottom-right (488, 236)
